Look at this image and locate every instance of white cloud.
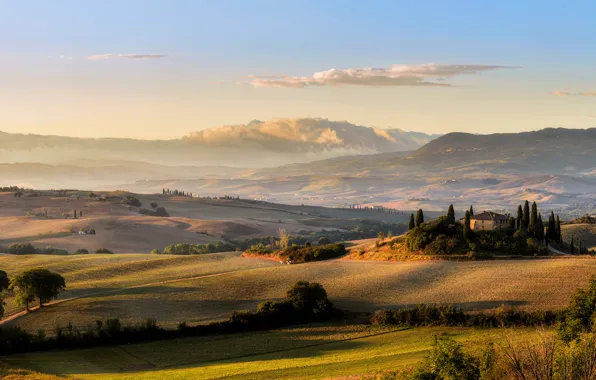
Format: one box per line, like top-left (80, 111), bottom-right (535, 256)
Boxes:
top-left (183, 118), bottom-right (437, 154)
top-left (249, 64), bottom-right (516, 88)
top-left (88, 54), bottom-right (167, 61)
top-left (552, 90), bottom-right (596, 97)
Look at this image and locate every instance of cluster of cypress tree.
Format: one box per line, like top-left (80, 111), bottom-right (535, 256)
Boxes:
top-left (162, 189), bottom-right (193, 197)
top-left (545, 211), bottom-right (562, 244)
top-left (409, 209), bottom-right (424, 230)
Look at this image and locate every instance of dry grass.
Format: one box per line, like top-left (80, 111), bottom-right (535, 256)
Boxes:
top-left (5, 253), bottom-right (596, 332)
top-left (562, 223), bottom-right (596, 252)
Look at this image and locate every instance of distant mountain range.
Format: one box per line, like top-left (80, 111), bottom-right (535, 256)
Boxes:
top-left (0, 118), bottom-right (438, 168)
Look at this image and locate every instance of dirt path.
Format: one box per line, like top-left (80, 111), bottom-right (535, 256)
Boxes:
top-left (0, 270), bottom-right (247, 326)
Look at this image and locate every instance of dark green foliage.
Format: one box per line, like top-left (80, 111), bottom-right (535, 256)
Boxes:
top-left (279, 243), bottom-right (347, 263)
top-left (7, 243), bottom-right (38, 255)
top-left (150, 202), bottom-right (158, 209)
top-left (556, 215), bottom-right (562, 243)
top-left (370, 304), bottom-right (558, 329)
top-left (162, 242), bottom-right (235, 255)
top-left (285, 281), bottom-right (333, 317)
top-left (447, 204), bottom-right (455, 224)
top-left (416, 209), bottom-right (424, 227)
top-left (122, 196), bottom-right (141, 207)
top-left (0, 281), bottom-right (335, 355)
top-left (9, 268), bottom-right (66, 308)
top-left (536, 213), bottom-right (544, 243)
top-left (570, 234), bottom-right (575, 254)
top-left (95, 248), bottom-right (114, 254)
top-left (75, 249), bottom-right (89, 254)
top-left (0, 270), bottom-right (9, 292)
top-left (516, 205), bottom-right (523, 231)
top-left (528, 201), bottom-right (538, 237)
top-left (558, 276), bottom-right (596, 342)
top-left (409, 214), bottom-right (415, 230)
top-left (469, 205), bottom-right (474, 217)
top-left (463, 211), bottom-right (471, 241)
top-left (507, 216), bottom-right (516, 230)
top-left (317, 236), bottom-right (330, 245)
top-left (522, 200), bottom-right (530, 231)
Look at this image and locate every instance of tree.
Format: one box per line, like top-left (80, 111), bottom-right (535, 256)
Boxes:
top-left (522, 200), bottom-right (530, 231)
top-left (447, 204), bottom-right (455, 224)
top-left (536, 213), bottom-right (544, 243)
top-left (469, 205), bottom-right (474, 217)
top-left (318, 236), bottom-right (330, 245)
top-left (416, 209), bottom-right (424, 227)
top-left (387, 231), bottom-right (393, 240)
top-left (570, 234), bottom-right (575, 254)
top-left (279, 228), bottom-right (289, 250)
top-left (555, 215), bottom-right (562, 243)
top-left (579, 240), bottom-right (583, 255)
top-left (516, 205), bottom-right (523, 231)
top-left (285, 281), bottom-right (332, 316)
top-left (0, 270), bottom-right (9, 292)
top-left (508, 216), bottom-right (516, 230)
top-left (10, 269), bottom-right (66, 309)
top-left (528, 201), bottom-right (538, 237)
top-left (73, 209), bottom-right (77, 219)
top-left (463, 211), bottom-right (471, 240)
top-left (409, 214), bottom-right (415, 230)
top-left (377, 231), bottom-right (385, 244)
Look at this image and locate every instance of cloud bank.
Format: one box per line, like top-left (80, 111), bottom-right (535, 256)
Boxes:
top-left (183, 118), bottom-right (438, 155)
top-left (88, 54), bottom-right (168, 61)
top-left (249, 64), bottom-right (515, 88)
top-left (552, 90), bottom-right (596, 97)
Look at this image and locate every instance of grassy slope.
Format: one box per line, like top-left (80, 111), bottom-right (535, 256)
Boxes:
top-left (562, 224), bottom-right (596, 252)
top-left (1, 325), bottom-right (536, 380)
top-left (0, 252), bottom-right (278, 318)
top-left (4, 252), bottom-right (596, 332)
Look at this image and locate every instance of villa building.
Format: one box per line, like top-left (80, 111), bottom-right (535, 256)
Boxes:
top-left (469, 211), bottom-right (509, 231)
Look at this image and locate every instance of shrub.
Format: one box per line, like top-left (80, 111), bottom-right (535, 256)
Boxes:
top-left (75, 249), bottom-right (89, 254)
top-left (162, 242), bottom-right (234, 255)
top-left (278, 243), bottom-right (346, 263)
top-left (7, 243), bottom-right (38, 255)
top-left (150, 249), bottom-right (162, 255)
top-left (95, 248), bottom-right (113, 254)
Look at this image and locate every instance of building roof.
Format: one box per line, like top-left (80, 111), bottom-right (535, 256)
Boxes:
top-left (470, 211), bottom-right (509, 221)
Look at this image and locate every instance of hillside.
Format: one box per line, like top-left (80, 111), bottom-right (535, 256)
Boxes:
top-left (3, 251), bottom-right (596, 333)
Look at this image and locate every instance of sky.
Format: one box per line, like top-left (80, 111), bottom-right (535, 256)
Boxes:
top-left (1, 0), bottom-right (595, 139)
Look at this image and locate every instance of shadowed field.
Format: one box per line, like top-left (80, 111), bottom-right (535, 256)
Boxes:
top-left (0, 325), bottom-right (537, 380)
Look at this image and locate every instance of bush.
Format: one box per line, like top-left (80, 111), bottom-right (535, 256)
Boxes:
top-left (38, 246), bottom-right (68, 255)
top-left (162, 242), bottom-right (234, 255)
top-left (278, 243), bottom-right (346, 263)
top-left (75, 249), bottom-right (89, 254)
top-left (150, 249), bottom-right (162, 255)
top-left (7, 243), bottom-right (38, 255)
top-left (95, 248), bottom-right (113, 254)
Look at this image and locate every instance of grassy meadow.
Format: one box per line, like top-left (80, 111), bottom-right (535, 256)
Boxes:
top-left (0, 324), bottom-right (538, 380)
top-left (3, 252), bottom-right (596, 332)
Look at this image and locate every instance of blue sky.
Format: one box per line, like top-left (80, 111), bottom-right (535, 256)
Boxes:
top-left (1, 0), bottom-right (595, 138)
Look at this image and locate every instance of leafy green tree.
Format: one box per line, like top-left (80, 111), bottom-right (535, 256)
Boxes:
top-left (469, 205), bottom-right (474, 217)
top-left (409, 214), bottom-right (415, 230)
top-left (9, 268), bottom-right (66, 309)
top-left (286, 281), bottom-right (332, 316)
top-left (410, 335), bottom-right (483, 379)
top-left (416, 209), bottom-right (424, 227)
top-left (516, 205), bottom-right (523, 231)
top-left (558, 276), bottom-right (596, 342)
top-left (447, 204), bottom-right (455, 224)
top-left (522, 200), bottom-right (530, 231)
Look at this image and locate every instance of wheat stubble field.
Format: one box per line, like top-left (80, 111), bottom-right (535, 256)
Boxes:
top-left (2, 252), bottom-right (596, 333)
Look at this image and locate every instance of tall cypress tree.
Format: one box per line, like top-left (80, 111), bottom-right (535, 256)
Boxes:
top-left (469, 205), bottom-right (474, 217)
top-left (416, 209), bottom-right (424, 227)
top-left (555, 215), bottom-right (561, 243)
top-left (529, 201), bottom-right (538, 237)
top-left (409, 214), bottom-right (415, 230)
top-left (536, 213), bottom-right (544, 243)
top-left (516, 205), bottom-right (523, 231)
top-left (522, 200), bottom-right (530, 232)
top-left (463, 211), bottom-right (471, 240)
top-left (570, 234), bottom-right (575, 254)
top-left (447, 204), bottom-right (455, 224)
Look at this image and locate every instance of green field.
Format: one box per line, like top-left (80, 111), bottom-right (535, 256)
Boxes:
top-left (3, 252), bottom-right (596, 333)
top-left (0, 324), bottom-right (537, 380)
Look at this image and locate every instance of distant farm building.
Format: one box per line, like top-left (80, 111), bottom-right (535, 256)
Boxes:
top-left (470, 211), bottom-right (509, 231)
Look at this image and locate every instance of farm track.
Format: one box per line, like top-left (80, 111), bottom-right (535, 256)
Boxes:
top-left (0, 269), bottom-right (251, 326)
